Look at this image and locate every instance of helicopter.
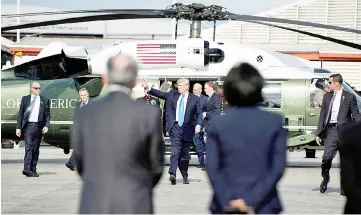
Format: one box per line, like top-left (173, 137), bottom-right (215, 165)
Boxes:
top-left (1, 3), bottom-right (361, 159)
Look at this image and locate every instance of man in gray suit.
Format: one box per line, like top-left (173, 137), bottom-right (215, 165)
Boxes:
top-left (66, 88), bottom-right (91, 171)
top-left (71, 54), bottom-right (164, 214)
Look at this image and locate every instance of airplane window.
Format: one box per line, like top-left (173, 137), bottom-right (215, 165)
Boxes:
top-left (309, 78), bottom-right (327, 108)
top-left (259, 83), bottom-right (282, 108)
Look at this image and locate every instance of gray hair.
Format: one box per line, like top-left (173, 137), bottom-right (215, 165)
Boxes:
top-left (177, 78), bottom-right (190, 86)
top-left (79, 88), bottom-right (88, 93)
top-left (106, 54), bottom-right (138, 88)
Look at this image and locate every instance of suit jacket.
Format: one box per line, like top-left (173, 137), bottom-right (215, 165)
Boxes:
top-left (198, 94), bottom-right (208, 112)
top-left (148, 88), bottom-right (203, 141)
top-left (71, 91), bottom-right (164, 214)
top-left (316, 90), bottom-right (361, 137)
top-left (339, 122), bottom-right (361, 214)
top-left (16, 95), bottom-right (51, 131)
top-left (204, 92), bottom-right (222, 125)
top-left (206, 107), bottom-right (286, 214)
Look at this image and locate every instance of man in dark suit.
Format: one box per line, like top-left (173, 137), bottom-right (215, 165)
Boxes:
top-left (203, 81), bottom-right (222, 130)
top-left (16, 82), bottom-right (51, 177)
top-left (141, 78), bottom-right (203, 185)
top-left (339, 122), bottom-right (361, 214)
top-left (65, 88), bottom-right (91, 171)
top-left (316, 73), bottom-right (361, 195)
top-left (71, 54), bottom-right (164, 214)
top-left (192, 83), bottom-right (208, 169)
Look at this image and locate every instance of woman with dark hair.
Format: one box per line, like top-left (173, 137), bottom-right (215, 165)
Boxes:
top-left (205, 63), bottom-right (287, 214)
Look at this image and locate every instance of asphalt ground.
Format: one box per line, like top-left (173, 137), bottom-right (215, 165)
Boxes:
top-left (2, 147), bottom-right (345, 214)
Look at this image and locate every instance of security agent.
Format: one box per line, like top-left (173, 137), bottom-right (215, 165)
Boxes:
top-left (316, 73), bottom-right (361, 195)
top-left (16, 82), bottom-right (51, 177)
top-left (66, 88), bottom-right (91, 171)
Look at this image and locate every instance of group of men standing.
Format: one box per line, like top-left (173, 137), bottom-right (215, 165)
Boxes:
top-left (14, 54), bottom-right (360, 213)
top-left (139, 79), bottom-right (222, 184)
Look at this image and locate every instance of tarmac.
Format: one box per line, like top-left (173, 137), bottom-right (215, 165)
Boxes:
top-left (2, 146), bottom-right (345, 214)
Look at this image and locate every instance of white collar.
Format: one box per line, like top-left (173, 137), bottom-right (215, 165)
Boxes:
top-left (180, 91), bottom-right (189, 98)
top-left (334, 89), bottom-right (343, 95)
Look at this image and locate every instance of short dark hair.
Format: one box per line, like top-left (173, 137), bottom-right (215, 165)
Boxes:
top-left (205, 81), bottom-right (217, 90)
top-left (330, 73), bottom-right (343, 84)
top-left (223, 63), bottom-right (264, 107)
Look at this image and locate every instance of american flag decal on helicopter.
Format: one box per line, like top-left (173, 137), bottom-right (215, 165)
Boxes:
top-left (136, 43), bottom-right (177, 64)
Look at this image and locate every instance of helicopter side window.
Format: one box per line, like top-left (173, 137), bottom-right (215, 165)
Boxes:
top-left (309, 78), bottom-right (327, 108)
top-left (259, 83), bottom-right (282, 108)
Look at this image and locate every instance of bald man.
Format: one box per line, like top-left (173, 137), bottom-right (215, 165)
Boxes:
top-left (71, 54), bottom-right (164, 214)
top-left (192, 83), bottom-right (208, 169)
top-left (16, 82), bottom-right (51, 177)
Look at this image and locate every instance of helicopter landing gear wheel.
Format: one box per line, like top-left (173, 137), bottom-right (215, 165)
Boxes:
top-left (305, 149), bottom-right (316, 158)
top-left (63, 148), bottom-right (70, 154)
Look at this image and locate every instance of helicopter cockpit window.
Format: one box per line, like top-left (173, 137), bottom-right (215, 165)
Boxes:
top-left (259, 83), bottom-right (282, 108)
top-left (309, 78), bottom-right (328, 108)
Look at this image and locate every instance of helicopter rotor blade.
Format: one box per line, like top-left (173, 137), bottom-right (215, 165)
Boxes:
top-left (1, 10), bottom-right (174, 32)
top-left (227, 13), bottom-right (361, 35)
top-left (1, 9), bottom-right (154, 18)
top-left (244, 20), bottom-right (361, 50)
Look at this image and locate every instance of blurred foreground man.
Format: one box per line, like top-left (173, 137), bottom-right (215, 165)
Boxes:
top-left (339, 122), bottom-right (361, 214)
top-left (66, 88), bottom-right (91, 171)
top-left (16, 82), bottom-right (50, 177)
top-left (71, 54), bottom-right (164, 214)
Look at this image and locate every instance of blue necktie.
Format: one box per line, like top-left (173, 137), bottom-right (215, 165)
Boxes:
top-left (178, 95), bottom-right (185, 126)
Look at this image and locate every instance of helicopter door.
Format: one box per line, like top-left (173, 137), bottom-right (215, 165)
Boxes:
top-left (306, 78), bottom-right (327, 131)
top-left (159, 80), bottom-right (172, 113)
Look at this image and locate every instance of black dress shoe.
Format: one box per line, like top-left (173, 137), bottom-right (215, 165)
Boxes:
top-left (22, 170), bottom-right (33, 177)
top-left (320, 178), bottom-right (330, 193)
top-left (183, 177), bottom-right (189, 184)
top-left (340, 189), bottom-right (345, 196)
top-left (197, 164), bottom-right (204, 168)
top-left (32, 172), bottom-right (39, 177)
top-left (65, 162), bottom-right (75, 171)
top-left (169, 174), bottom-right (176, 185)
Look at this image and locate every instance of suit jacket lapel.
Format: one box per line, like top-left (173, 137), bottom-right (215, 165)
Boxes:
top-left (185, 94), bottom-right (191, 114)
top-left (337, 90), bottom-right (346, 116)
top-left (38, 96), bottom-right (45, 121)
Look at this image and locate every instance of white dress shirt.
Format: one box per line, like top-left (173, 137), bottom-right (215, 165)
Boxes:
top-left (330, 89), bottom-right (343, 123)
top-left (28, 95), bottom-right (40, 122)
top-left (176, 92), bottom-right (188, 121)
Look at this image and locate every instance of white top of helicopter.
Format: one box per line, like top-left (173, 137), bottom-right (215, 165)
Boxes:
top-left (2, 38), bottom-right (321, 81)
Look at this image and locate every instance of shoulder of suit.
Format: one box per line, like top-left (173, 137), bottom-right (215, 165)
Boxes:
top-left (39, 95), bottom-right (49, 101)
top-left (343, 90), bottom-right (354, 97)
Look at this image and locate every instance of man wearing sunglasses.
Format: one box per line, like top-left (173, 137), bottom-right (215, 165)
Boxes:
top-left (316, 73), bottom-right (361, 195)
top-left (16, 82), bottom-right (51, 177)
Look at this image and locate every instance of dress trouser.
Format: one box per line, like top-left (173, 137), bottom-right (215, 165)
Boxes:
top-left (168, 123), bottom-right (190, 178)
top-left (321, 124), bottom-right (343, 188)
top-left (23, 122), bottom-right (42, 172)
